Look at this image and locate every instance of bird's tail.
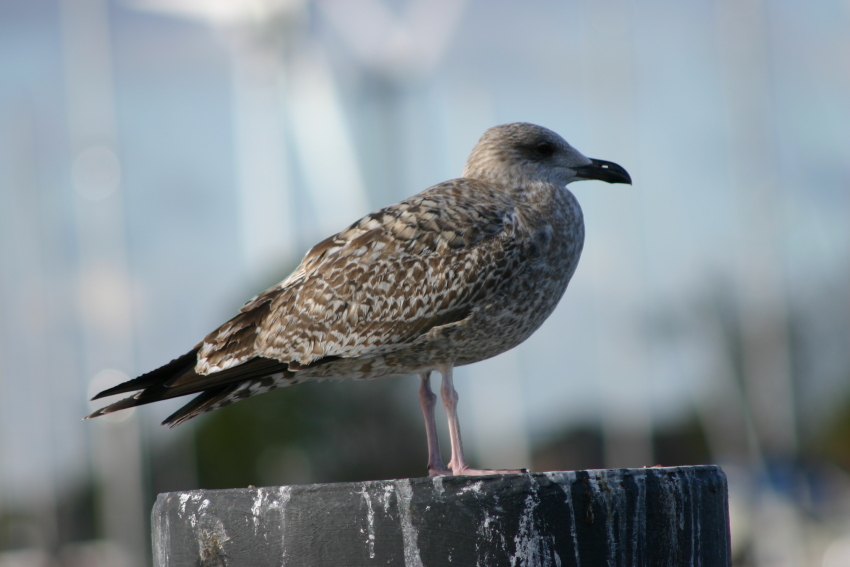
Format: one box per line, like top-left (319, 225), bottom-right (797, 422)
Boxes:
top-left (85, 350), bottom-right (292, 426)
top-left (90, 348), bottom-right (200, 401)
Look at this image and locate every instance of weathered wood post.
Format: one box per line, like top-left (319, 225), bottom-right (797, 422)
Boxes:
top-left (153, 465), bottom-right (731, 566)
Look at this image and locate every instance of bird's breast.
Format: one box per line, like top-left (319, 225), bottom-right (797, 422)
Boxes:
top-left (438, 193), bottom-right (585, 366)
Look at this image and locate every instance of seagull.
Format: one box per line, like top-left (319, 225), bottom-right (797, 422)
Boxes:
top-left (87, 122), bottom-right (631, 476)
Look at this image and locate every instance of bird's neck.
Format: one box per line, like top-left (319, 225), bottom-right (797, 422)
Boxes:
top-left (504, 182), bottom-right (580, 236)
top-left (509, 181), bottom-right (561, 208)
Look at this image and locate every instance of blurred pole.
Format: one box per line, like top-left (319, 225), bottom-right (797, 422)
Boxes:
top-left (317, 0), bottom-right (468, 207)
top-left (715, 0), bottom-right (798, 461)
top-left (227, 31), bottom-right (299, 278)
top-left (59, 1), bottom-right (147, 565)
top-left (715, 2), bottom-right (803, 566)
top-left (0, 109), bottom-right (61, 553)
top-left (699, 305), bottom-right (764, 468)
top-left (579, 0), bottom-right (653, 469)
top-left (287, 42), bottom-right (372, 240)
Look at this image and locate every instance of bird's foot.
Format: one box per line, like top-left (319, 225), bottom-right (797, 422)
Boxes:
top-left (427, 466), bottom-right (453, 477)
top-left (449, 464), bottom-right (529, 476)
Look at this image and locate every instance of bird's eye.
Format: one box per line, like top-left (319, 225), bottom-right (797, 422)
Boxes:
top-left (535, 141), bottom-right (556, 158)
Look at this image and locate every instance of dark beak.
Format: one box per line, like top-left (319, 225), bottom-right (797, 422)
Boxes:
top-left (573, 158), bottom-right (632, 185)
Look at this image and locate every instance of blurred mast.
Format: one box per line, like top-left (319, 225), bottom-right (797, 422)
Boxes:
top-left (715, 0), bottom-right (798, 461)
top-left (715, 1), bottom-right (804, 565)
top-left (0, 108), bottom-right (61, 553)
top-left (59, 0), bottom-right (147, 564)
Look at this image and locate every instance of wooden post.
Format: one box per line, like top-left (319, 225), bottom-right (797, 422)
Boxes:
top-left (153, 465), bottom-right (731, 566)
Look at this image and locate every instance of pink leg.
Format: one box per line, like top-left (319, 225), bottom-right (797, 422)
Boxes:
top-left (438, 363), bottom-right (526, 476)
top-left (419, 372), bottom-right (451, 476)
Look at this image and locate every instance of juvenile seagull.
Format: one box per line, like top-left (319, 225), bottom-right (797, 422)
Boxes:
top-left (88, 123), bottom-right (631, 476)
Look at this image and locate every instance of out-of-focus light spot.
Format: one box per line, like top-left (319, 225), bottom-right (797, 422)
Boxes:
top-left (88, 369), bottom-right (134, 423)
top-left (77, 265), bottom-right (133, 333)
top-left (72, 146), bottom-right (121, 201)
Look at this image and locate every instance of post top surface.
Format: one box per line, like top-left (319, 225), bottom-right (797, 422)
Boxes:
top-left (157, 464), bottom-right (725, 500)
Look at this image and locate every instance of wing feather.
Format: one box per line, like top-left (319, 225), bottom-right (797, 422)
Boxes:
top-left (196, 179), bottom-right (518, 373)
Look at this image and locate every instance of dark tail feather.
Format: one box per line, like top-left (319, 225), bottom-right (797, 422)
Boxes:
top-left (84, 382), bottom-right (240, 424)
top-left (161, 384), bottom-right (243, 428)
top-left (85, 392), bottom-right (152, 419)
top-left (87, 353), bottom-right (294, 423)
top-left (90, 348), bottom-right (199, 401)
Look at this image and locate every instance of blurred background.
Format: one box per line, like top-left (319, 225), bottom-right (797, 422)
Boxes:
top-left (1, 0), bottom-right (849, 565)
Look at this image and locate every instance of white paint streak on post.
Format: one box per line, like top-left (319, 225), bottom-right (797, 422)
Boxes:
top-left (277, 485), bottom-right (292, 562)
top-left (509, 475), bottom-right (560, 567)
top-left (459, 480), bottom-right (484, 496)
top-left (396, 479), bottom-right (425, 567)
top-left (359, 487), bottom-right (377, 558)
top-left (545, 471), bottom-right (581, 567)
top-left (377, 482), bottom-right (395, 516)
top-left (432, 475), bottom-right (445, 499)
top-left (153, 496), bottom-right (171, 567)
top-left (251, 487), bottom-right (265, 533)
top-left (178, 493), bottom-right (190, 519)
top-left (598, 470), bottom-right (617, 565)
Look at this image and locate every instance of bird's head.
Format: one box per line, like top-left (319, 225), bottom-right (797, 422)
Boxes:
top-left (462, 122), bottom-right (631, 189)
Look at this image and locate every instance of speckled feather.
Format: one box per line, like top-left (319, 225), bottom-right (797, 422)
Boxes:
top-left (88, 123), bottom-right (616, 426)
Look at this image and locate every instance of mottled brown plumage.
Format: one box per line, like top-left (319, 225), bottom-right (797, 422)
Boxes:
top-left (88, 122), bottom-right (630, 475)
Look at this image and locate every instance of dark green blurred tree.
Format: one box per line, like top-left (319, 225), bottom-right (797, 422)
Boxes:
top-left (813, 390), bottom-right (850, 472)
top-left (193, 377), bottom-right (429, 488)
